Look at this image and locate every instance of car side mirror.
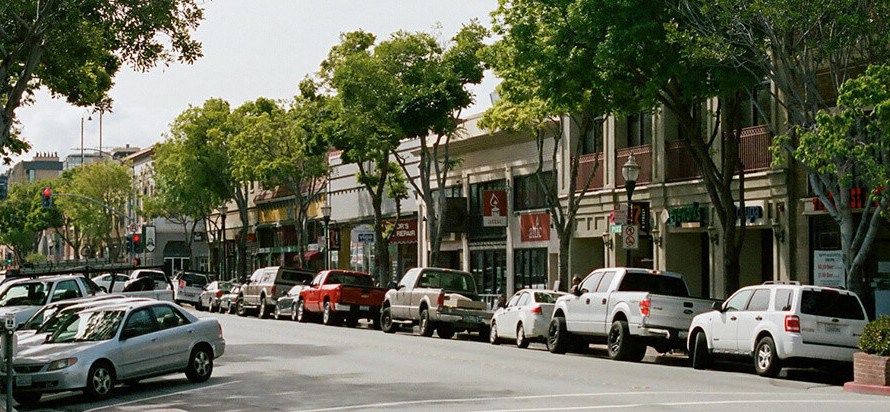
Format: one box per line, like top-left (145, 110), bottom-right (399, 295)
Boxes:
top-left (387, 281), bottom-right (398, 290)
top-left (711, 301), bottom-right (723, 312)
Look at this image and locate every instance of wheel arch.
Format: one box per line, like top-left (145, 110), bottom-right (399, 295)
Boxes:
top-left (191, 341), bottom-right (215, 358)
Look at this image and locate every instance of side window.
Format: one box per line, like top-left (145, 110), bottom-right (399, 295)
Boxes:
top-left (81, 277), bottom-right (101, 295)
top-left (723, 289), bottom-right (753, 312)
top-left (517, 293), bottom-right (532, 307)
top-left (773, 289), bottom-right (793, 311)
top-left (746, 289), bottom-right (771, 311)
top-left (250, 270), bottom-right (263, 283)
top-left (52, 280), bottom-right (83, 301)
top-left (580, 273), bottom-right (603, 293)
top-left (153, 305), bottom-right (189, 330)
top-left (417, 272), bottom-right (432, 288)
top-left (122, 308), bottom-right (158, 338)
top-left (398, 270), bottom-right (418, 288)
top-left (507, 293), bottom-right (522, 307)
top-left (595, 272), bottom-right (616, 293)
top-left (311, 274), bottom-right (324, 286)
top-left (261, 270), bottom-right (274, 283)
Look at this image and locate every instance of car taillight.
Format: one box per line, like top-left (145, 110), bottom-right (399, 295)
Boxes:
top-left (179, 280), bottom-right (185, 288)
top-left (785, 315), bottom-right (800, 332)
top-left (218, 323), bottom-right (223, 339)
top-left (437, 292), bottom-right (445, 306)
top-left (271, 286), bottom-right (276, 296)
top-left (216, 291), bottom-right (224, 298)
top-left (530, 305), bottom-right (543, 314)
top-left (640, 298), bottom-right (651, 317)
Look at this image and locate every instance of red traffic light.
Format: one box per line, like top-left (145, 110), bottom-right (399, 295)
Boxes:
top-left (133, 234), bottom-right (141, 243)
top-left (42, 187), bottom-right (52, 197)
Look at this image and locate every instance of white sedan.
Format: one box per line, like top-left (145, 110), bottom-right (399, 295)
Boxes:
top-left (2, 300), bottom-right (225, 406)
top-left (91, 273), bottom-right (129, 293)
top-left (490, 289), bottom-right (566, 348)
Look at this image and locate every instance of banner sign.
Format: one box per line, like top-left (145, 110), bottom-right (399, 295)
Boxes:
top-left (482, 190), bottom-right (508, 227)
top-left (520, 213), bottom-right (551, 242)
top-left (814, 250), bottom-right (846, 288)
top-left (388, 219), bottom-right (418, 244)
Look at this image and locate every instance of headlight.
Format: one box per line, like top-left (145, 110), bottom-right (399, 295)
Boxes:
top-left (47, 358), bottom-right (77, 371)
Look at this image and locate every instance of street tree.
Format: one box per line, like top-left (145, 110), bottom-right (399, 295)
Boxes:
top-left (163, 98), bottom-right (251, 281)
top-left (0, 180), bottom-right (52, 263)
top-left (673, 0), bottom-right (890, 299)
top-left (489, 0), bottom-right (764, 296)
top-left (61, 160), bottom-right (132, 259)
top-left (1, 0), bottom-right (204, 162)
top-left (229, 93), bottom-right (330, 268)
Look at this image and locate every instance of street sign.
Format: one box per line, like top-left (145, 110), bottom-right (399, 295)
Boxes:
top-left (610, 209), bottom-right (627, 224)
top-left (144, 225), bottom-right (156, 252)
top-left (609, 224), bottom-right (623, 234)
top-left (128, 223), bottom-right (140, 233)
top-left (357, 231), bottom-right (375, 243)
top-left (622, 224), bottom-right (639, 250)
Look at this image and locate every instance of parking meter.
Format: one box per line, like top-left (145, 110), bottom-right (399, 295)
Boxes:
top-left (4, 312), bottom-right (14, 411)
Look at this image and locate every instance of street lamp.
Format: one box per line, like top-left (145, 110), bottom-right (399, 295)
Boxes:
top-left (219, 204), bottom-right (228, 280)
top-left (80, 111), bottom-right (92, 165)
top-left (621, 155), bottom-right (640, 267)
top-left (321, 204), bottom-right (332, 270)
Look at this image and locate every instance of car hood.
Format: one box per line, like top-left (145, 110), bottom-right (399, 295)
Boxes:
top-left (15, 340), bottom-right (106, 363)
top-left (0, 306), bottom-right (40, 325)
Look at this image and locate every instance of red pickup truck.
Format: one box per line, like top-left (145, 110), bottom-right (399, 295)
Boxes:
top-left (297, 270), bottom-right (386, 328)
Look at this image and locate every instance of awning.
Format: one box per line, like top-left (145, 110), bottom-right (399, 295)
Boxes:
top-left (296, 250), bottom-right (322, 262)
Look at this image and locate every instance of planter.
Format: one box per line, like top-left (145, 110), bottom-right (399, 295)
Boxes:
top-left (853, 351), bottom-right (890, 386)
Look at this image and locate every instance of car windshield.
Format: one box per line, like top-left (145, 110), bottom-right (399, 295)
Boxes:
top-left (46, 309), bottom-right (125, 343)
top-left (534, 292), bottom-right (562, 303)
top-left (22, 305), bottom-right (61, 330)
top-left (35, 308), bottom-right (79, 335)
top-left (0, 281), bottom-right (50, 307)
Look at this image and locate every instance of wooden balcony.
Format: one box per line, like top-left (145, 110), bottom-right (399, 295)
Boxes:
top-left (616, 145), bottom-right (652, 187)
top-left (665, 140), bottom-right (700, 182)
top-left (576, 152), bottom-right (604, 191)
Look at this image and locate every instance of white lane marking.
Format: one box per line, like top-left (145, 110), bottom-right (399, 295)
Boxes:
top-left (479, 399), bottom-right (889, 412)
top-left (293, 391), bottom-right (845, 412)
top-left (84, 380), bottom-right (241, 412)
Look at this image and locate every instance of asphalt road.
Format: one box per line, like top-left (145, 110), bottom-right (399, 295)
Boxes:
top-left (13, 308), bottom-right (888, 412)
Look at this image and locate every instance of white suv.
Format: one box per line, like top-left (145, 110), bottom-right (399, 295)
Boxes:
top-left (687, 281), bottom-right (868, 377)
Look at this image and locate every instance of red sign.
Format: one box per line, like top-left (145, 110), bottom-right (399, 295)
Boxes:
top-left (388, 219), bottom-right (418, 244)
top-left (520, 213), bottom-right (550, 242)
top-left (482, 190), bottom-right (508, 227)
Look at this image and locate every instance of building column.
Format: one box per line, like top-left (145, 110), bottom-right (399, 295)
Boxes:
top-left (505, 167), bottom-right (515, 295)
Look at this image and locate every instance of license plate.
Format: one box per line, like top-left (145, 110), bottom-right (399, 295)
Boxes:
top-left (360, 306), bottom-right (370, 311)
top-left (465, 316), bottom-right (480, 323)
top-left (16, 375), bottom-right (32, 387)
top-left (821, 323), bottom-right (842, 334)
top-left (361, 294), bottom-right (369, 298)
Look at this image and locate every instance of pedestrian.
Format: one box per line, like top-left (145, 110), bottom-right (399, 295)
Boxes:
top-left (572, 275), bottom-right (581, 287)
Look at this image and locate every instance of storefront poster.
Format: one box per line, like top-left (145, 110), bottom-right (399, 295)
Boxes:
top-left (813, 250), bottom-right (846, 288)
top-left (520, 213), bottom-right (550, 242)
top-left (482, 190), bottom-right (508, 227)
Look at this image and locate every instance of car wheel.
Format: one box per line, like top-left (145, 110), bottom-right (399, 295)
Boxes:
top-left (195, 301), bottom-right (204, 311)
top-left (257, 296), bottom-right (268, 319)
top-left (547, 316), bottom-right (569, 354)
top-left (754, 336), bottom-right (781, 377)
top-left (516, 323), bottom-right (530, 349)
top-left (691, 331), bottom-right (711, 370)
top-left (236, 298), bottom-right (246, 317)
top-left (291, 304), bottom-right (299, 321)
top-left (185, 346), bottom-right (214, 383)
top-left (380, 306), bottom-right (396, 333)
top-left (84, 361), bottom-right (115, 400)
top-left (323, 301), bottom-right (339, 326)
top-left (274, 305), bottom-right (282, 320)
top-left (437, 323), bottom-right (455, 339)
top-left (297, 300), bottom-right (309, 323)
top-left (489, 320), bottom-right (500, 345)
top-left (371, 311), bottom-right (382, 330)
top-left (419, 308), bottom-right (434, 337)
top-left (13, 391), bottom-right (42, 406)
top-left (227, 302), bottom-right (236, 314)
top-left (607, 320), bottom-right (647, 362)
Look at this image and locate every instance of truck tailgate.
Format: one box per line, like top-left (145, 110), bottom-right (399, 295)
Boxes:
top-left (338, 287), bottom-right (386, 307)
top-left (644, 294), bottom-right (715, 331)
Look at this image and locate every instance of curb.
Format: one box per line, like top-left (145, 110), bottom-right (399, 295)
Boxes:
top-left (844, 381), bottom-right (890, 396)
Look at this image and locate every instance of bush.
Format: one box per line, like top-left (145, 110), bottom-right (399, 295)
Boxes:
top-left (859, 316), bottom-right (890, 356)
top-left (24, 252), bottom-right (47, 265)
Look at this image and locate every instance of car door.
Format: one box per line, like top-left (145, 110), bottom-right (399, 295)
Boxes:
top-left (588, 271), bottom-right (616, 335)
top-left (498, 292), bottom-right (524, 339)
top-left (117, 308), bottom-right (163, 379)
top-left (304, 273), bottom-right (324, 312)
top-left (48, 279), bottom-right (83, 303)
top-left (391, 270), bottom-right (418, 319)
top-left (710, 289), bottom-right (753, 352)
top-left (734, 288), bottom-right (771, 353)
top-left (151, 304), bottom-right (193, 370)
top-left (565, 272), bottom-right (602, 334)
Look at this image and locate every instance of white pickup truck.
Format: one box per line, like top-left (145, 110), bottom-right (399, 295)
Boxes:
top-left (548, 267), bottom-right (715, 362)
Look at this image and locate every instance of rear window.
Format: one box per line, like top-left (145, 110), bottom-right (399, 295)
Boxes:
top-left (617, 273), bottom-right (689, 297)
top-left (280, 270), bottom-right (314, 284)
top-left (180, 273), bottom-right (208, 286)
top-left (800, 290), bottom-right (865, 320)
top-left (328, 273), bottom-right (373, 288)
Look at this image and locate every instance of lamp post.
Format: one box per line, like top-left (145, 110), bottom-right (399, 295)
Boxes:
top-left (80, 111), bottom-right (92, 165)
top-left (219, 204), bottom-right (228, 280)
top-left (322, 204), bottom-right (332, 270)
top-left (621, 155), bottom-right (640, 267)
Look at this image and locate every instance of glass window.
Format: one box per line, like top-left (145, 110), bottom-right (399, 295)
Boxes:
top-left (773, 289), bottom-right (793, 311)
top-left (746, 289), bottom-right (771, 311)
top-left (534, 292), bottom-right (562, 304)
top-left (627, 112), bottom-right (653, 147)
top-left (800, 290), bottom-right (866, 320)
top-left (723, 289), bottom-right (753, 312)
top-left (153, 305), bottom-right (189, 330)
top-left (122, 308), bottom-right (158, 338)
top-left (507, 292), bottom-right (522, 307)
top-left (596, 272), bottom-right (616, 293)
top-left (468, 179), bottom-right (507, 241)
top-left (617, 273), bottom-right (689, 297)
top-left (513, 173), bottom-right (554, 211)
top-left (398, 269), bottom-right (419, 289)
top-left (583, 116), bottom-right (605, 155)
top-left (0, 281), bottom-right (50, 307)
top-left (514, 248), bottom-right (548, 290)
top-left (47, 310), bottom-right (125, 343)
top-left (51, 280), bottom-right (82, 301)
top-left (517, 293), bottom-right (532, 307)
top-left (580, 273), bottom-right (603, 294)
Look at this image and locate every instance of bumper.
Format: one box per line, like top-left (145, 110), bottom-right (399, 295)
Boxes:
top-left (777, 335), bottom-right (856, 362)
top-left (1, 364), bottom-right (90, 394)
top-left (333, 303), bottom-right (379, 318)
top-left (433, 309), bottom-right (491, 330)
top-left (526, 316), bottom-right (550, 339)
top-left (213, 339), bottom-right (227, 359)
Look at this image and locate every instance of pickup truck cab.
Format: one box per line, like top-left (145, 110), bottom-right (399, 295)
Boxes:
top-left (549, 267), bottom-right (715, 361)
top-left (297, 270), bottom-right (386, 327)
top-left (380, 267), bottom-right (492, 339)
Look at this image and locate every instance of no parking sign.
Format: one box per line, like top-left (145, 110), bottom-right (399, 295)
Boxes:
top-left (622, 224), bottom-right (639, 250)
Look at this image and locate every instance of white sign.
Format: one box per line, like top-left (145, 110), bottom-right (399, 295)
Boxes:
top-left (611, 209), bottom-right (628, 224)
top-left (814, 250), bottom-right (846, 288)
top-left (5, 313), bottom-right (15, 330)
top-left (622, 224), bottom-right (639, 250)
top-left (356, 231), bottom-right (375, 243)
top-left (144, 225), bottom-right (156, 252)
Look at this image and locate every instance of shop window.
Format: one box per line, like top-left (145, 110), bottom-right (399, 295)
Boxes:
top-left (468, 180), bottom-right (507, 241)
top-left (627, 112), bottom-right (653, 147)
top-left (513, 172), bottom-right (554, 211)
top-left (514, 248), bottom-right (548, 290)
top-left (582, 116), bottom-right (605, 155)
top-left (471, 249), bottom-right (507, 294)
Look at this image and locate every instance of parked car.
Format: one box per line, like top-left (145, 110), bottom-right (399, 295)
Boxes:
top-left (239, 266), bottom-right (314, 318)
top-left (16, 296), bottom-right (150, 350)
top-left (128, 269), bottom-right (171, 291)
top-left (0, 274), bottom-right (104, 327)
top-left (687, 281), bottom-right (868, 377)
top-left (381, 267), bottom-right (492, 339)
top-left (490, 289), bottom-right (566, 348)
top-left (219, 285), bottom-right (242, 314)
top-left (91, 273), bottom-right (129, 293)
top-left (297, 270), bottom-right (386, 327)
top-left (548, 267), bottom-right (716, 361)
top-left (274, 285), bottom-right (310, 321)
top-left (172, 272), bottom-right (211, 308)
top-left (200, 280), bottom-right (234, 313)
top-left (18, 294), bottom-right (129, 337)
top-left (1, 300), bottom-right (225, 406)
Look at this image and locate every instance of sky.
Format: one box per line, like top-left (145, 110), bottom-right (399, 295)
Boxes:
top-left (9, 0), bottom-right (500, 171)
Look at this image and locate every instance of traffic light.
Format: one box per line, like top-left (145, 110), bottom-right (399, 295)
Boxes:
top-left (4, 252), bottom-right (11, 266)
top-left (133, 233), bottom-right (143, 253)
top-left (41, 187), bottom-right (53, 208)
top-left (133, 258), bottom-right (141, 266)
top-left (125, 234), bottom-right (133, 253)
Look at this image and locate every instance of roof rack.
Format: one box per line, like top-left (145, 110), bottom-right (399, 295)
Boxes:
top-left (762, 281), bottom-right (801, 285)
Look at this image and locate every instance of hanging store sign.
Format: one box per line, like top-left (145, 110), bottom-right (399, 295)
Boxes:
top-left (388, 219), bottom-right (418, 244)
top-left (734, 200), bottom-right (766, 226)
top-left (520, 213), bottom-right (550, 242)
top-left (483, 190), bottom-right (508, 227)
top-left (668, 204), bottom-right (707, 228)
top-left (814, 250), bottom-right (846, 288)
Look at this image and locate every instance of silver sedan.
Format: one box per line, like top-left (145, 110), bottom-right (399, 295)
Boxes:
top-left (1, 300), bottom-right (225, 406)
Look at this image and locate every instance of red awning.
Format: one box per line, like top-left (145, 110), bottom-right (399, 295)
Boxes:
top-left (302, 250), bottom-right (322, 261)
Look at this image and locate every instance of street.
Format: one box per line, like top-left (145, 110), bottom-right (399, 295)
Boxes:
top-left (14, 309), bottom-right (887, 412)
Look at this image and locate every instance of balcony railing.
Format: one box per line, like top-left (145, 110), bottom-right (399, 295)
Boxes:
top-left (740, 125), bottom-right (772, 172)
top-left (576, 152), bottom-right (604, 191)
top-left (616, 145), bottom-right (652, 187)
top-left (665, 140), bottom-right (700, 182)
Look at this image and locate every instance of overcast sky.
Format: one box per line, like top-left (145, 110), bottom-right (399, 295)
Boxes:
top-left (9, 0), bottom-right (500, 171)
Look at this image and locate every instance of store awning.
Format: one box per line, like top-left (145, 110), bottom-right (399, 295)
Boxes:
top-left (299, 250), bottom-right (322, 262)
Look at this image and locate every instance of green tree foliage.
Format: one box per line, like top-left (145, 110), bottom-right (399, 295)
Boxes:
top-left (0, 180), bottom-right (52, 262)
top-left (1, 0), bottom-right (204, 162)
top-left (60, 160), bottom-right (132, 259)
top-left (229, 92), bottom-right (331, 267)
